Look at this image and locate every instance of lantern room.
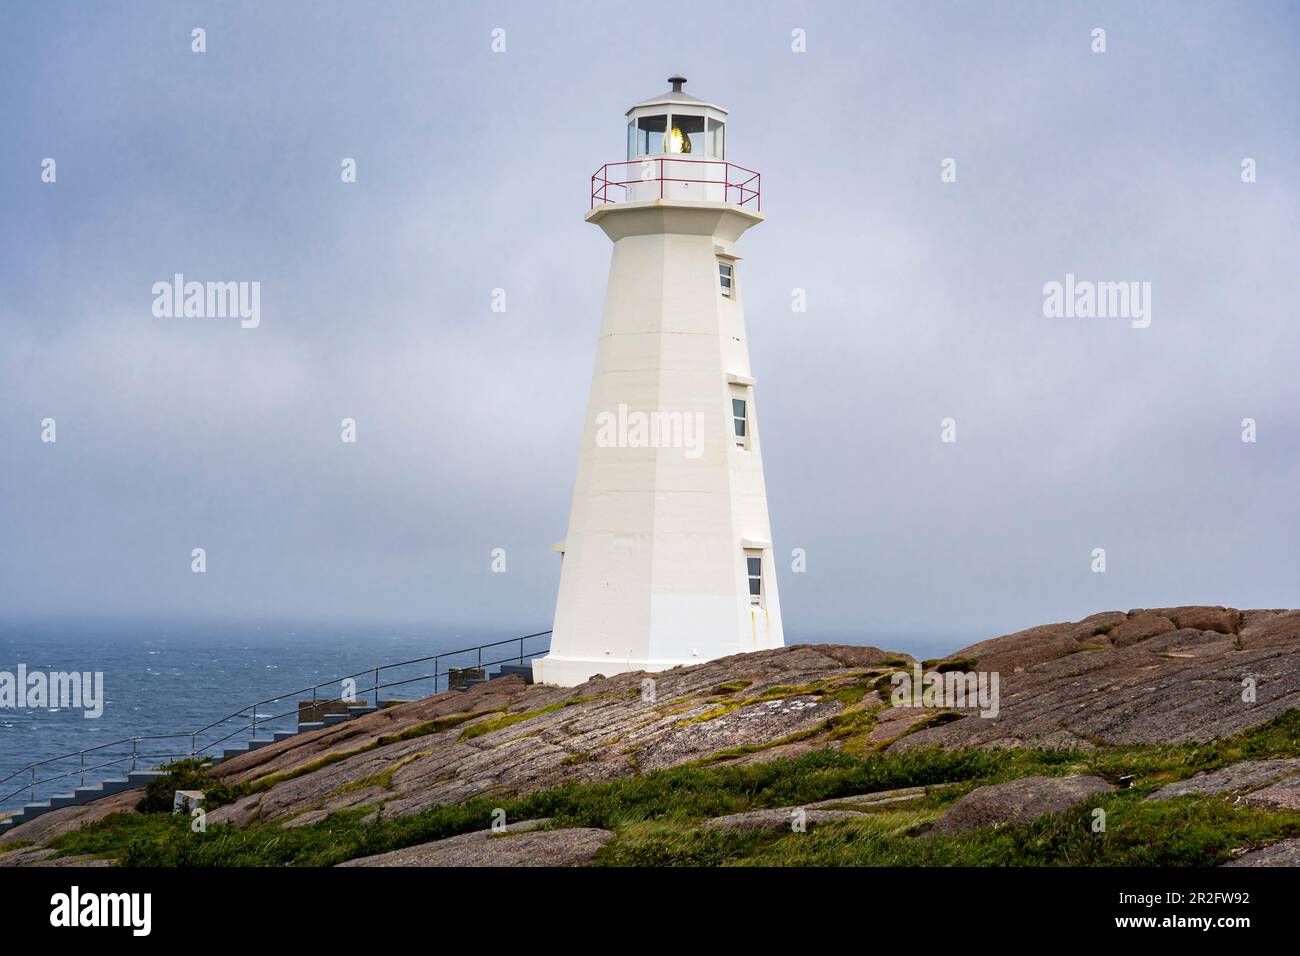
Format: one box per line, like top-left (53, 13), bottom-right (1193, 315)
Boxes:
top-left (625, 75), bottom-right (727, 161)
top-left (591, 75), bottom-right (760, 209)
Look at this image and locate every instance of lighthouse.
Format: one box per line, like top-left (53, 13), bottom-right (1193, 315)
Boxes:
top-left (533, 76), bottom-right (784, 687)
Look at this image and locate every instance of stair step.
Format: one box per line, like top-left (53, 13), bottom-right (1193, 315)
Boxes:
top-left (321, 713), bottom-right (349, 726)
top-left (347, 705), bottom-right (377, 717)
top-left (272, 730), bottom-right (298, 742)
top-left (493, 664), bottom-right (535, 684)
top-left (246, 738), bottom-right (275, 751)
top-left (298, 721), bottom-right (325, 732)
top-left (48, 793), bottom-right (78, 809)
top-left (222, 746), bottom-right (249, 759)
top-left (85, 778), bottom-right (133, 800)
top-left (73, 784), bottom-right (106, 803)
top-left (125, 770), bottom-right (164, 785)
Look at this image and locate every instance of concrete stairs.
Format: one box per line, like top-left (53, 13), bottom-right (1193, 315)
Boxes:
top-left (1, 662), bottom-right (538, 836)
top-left (1, 769), bottom-right (165, 834)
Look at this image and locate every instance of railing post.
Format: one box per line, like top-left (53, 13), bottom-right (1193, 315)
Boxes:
top-left (251, 704), bottom-right (257, 741)
top-left (80, 751), bottom-right (85, 787)
top-left (519, 636), bottom-right (524, 664)
top-left (30, 767), bottom-right (36, 803)
top-left (191, 733), bottom-right (196, 759)
top-left (660, 159), bottom-right (664, 200)
top-left (374, 667), bottom-right (380, 708)
top-left (131, 737), bottom-right (138, 772)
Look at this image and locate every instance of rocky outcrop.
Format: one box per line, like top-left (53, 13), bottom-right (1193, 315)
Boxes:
top-left (1240, 775), bottom-right (1300, 810)
top-left (1224, 839), bottom-right (1300, 867)
top-left (702, 784), bottom-right (947, 831)
top-left (0, 846), bottom-right (112, 868)
top-left (807, 785), bottom-right (941, 809)
top-left (197, 644), bottom-right (894, 828)
top-left (893, 608), bottom-right (1300, 751)
top-left (4, 606), bottom-right (1298, 855)
top-left (338, 820), bottom-right (612, 867)
top-left (702, 808), bottom-right (862, 832)
top-left (1146, 760), bottom-right (1300, 801)
top-left (926, 775), bottom-right (1115, 835)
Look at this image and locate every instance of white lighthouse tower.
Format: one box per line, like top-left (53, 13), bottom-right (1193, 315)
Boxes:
top-left (533, 76), bottom-right (784, 687)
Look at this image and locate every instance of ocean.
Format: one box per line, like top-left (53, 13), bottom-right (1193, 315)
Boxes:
top-left (0, 618), bottom-right (542, 813)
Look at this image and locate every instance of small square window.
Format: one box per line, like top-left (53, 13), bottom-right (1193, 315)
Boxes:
top-left (732, 398), bottom-right (747, 445)
top-left (718, 261), bottom-right (733, 297)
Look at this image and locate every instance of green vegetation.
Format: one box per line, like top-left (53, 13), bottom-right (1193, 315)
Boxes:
top-left (920, 657), bottom-right (980, 673)
top-left (136, 759), bottom-right (240, 813)
top-left (710, 680), bottom-right (750, 695)
top-left (42, 709), bottom-right (1300, 868)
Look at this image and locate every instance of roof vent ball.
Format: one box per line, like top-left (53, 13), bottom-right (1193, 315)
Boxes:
top-left (668, 74), bottom-right (687, 92)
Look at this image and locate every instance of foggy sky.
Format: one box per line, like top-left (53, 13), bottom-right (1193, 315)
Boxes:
top-left (2, 1), bottom-right (1297, 649)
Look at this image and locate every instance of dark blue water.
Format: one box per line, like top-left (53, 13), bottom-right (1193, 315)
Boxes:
top-left (0, 618), bottom-right (545, 812)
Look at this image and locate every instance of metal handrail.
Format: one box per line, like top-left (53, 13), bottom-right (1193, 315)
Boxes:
top-left (0, 629), bottom-right (550, 808)
top-left (591, 157), bottom-right (761, 210)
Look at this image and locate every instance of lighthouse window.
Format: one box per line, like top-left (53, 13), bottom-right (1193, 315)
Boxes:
top-left (732, 398), bottom-right (747, 444)
top-left (718, 261), bottom-right (733, 296)
top-left (707, 119), bottom-right (725, 159)
top-left (636, 114), bottom-right (667, 155)
top-left (746, 552), bottom-right (763, 605)
top-left (667, 114), bottom-right (705, 155)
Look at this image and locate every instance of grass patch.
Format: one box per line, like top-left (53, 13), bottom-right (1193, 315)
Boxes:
top-left (920, 658), bottom-right (980, 673)
top-left (710, 680), bottom-right (750, 696)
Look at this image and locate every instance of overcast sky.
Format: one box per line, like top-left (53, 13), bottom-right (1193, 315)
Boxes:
top-left (1, 1), bottom-right (1297, 649)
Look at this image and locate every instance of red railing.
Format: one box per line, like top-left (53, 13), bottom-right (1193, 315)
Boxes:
top-left (591, 158), bottom-right (761, 210)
